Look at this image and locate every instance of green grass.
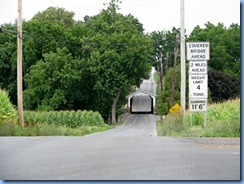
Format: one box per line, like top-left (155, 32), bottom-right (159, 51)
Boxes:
top-left (154, 71), bottom-right (159, 84)
top-left (0, 123), bottom-right (111, 136)
top-left (157, 98), bottom-right (240, 137)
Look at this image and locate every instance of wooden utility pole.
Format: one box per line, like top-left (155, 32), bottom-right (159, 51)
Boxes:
top-left (171, 34), bottom-right (179, 107)
top-left (180, 0), bottom-right (186, 112)
top-left (17, 0), bottom-right (24, 126)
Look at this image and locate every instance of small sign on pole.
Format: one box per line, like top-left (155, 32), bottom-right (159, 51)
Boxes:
top-left (189, 60), bottom-right (207, 75)
top-left (189, 99), bottom-right (207, 112)
top-left (186, 42), bottom-right (210, 61)
top-left (189, 74), bottom-right (208, 99)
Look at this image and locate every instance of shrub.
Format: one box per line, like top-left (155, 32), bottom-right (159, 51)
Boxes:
top-left (208, 68), bottom-right (240, 102)
top-left (0, 89), bottom-right (17, 125)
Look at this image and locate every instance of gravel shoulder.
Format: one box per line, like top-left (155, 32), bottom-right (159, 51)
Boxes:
top-left (188, 137), bottom-right (240, 148)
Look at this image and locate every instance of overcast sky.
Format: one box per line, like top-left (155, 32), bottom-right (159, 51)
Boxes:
top-left (0, 0), bottom-right (241, 35)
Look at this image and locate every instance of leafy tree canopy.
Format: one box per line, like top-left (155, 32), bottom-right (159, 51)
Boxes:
top-left (22, 0), bottom-right (153, 122)
top-left (31, 7), bottom-right (75, 27)
top-left (188, 22), bottom-right (240, 78)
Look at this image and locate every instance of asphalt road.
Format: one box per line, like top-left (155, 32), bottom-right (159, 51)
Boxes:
top-left (0, 68), bottom-right (240, 180)
top-left (0, 136), bottom-right (240, 180)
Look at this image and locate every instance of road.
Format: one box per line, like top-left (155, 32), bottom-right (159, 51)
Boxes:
top-left (0, 136), bottom-right (240, 180)
top-left (0, 68), bottom-right (240, 180)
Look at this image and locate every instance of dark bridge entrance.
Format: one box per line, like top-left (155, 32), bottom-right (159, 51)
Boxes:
top-left (127, 90), bottom-right (156, 114)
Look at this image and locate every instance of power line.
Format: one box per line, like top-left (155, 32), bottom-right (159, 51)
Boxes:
top-left (121, 0), bottom-right (166, 8)
top-left (0, 27), bottom-right (177, 53)
top-left (39, 0), bottom-right (109, 9)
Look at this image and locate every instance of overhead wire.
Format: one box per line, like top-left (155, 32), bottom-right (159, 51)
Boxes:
top-left (39, 0), bottom-right (109, 9)
top-left (0, 26), bottom-right (176, 52)
top-left (120, 0), bottom-right (166, 8)
top-left (38, 0), bottom-right (165, 9)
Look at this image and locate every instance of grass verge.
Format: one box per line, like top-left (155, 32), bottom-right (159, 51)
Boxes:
top-left (0, 123), bottom-right (111, 136)
top-left (157, 98), bottom-right (240, 137)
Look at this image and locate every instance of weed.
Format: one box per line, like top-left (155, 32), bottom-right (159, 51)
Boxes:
top-left (157, 98), bottom-right (240, 137)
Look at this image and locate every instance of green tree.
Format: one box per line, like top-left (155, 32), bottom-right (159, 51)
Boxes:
top-left (157, 64), bottom-right (188, 115)
top-left (149, 28), bottom-right (180, 90)
top-left (0, 8), bottom-right (87, 106)
top-left (24, 47), bottom-right (87, 110)
top-left (83, 0), bottom-right (153, 122)
top-left (188, 22), bottom-right (240, 78)
top-left (31, 7), bottom-right (75, 27)
top-left (0, 23), bottom-right (18, 104)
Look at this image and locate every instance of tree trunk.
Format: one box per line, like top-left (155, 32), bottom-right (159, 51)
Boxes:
top-left (165, 52), bottom-right (169, 74)
top-left (159, 65), bottom-right (163, 91)
top-left (171, 34), bottom-right (179, 107)
top-left (159, 52), bottom-right (163, 91)
top-left (112, 89), bottom-right (121, 123)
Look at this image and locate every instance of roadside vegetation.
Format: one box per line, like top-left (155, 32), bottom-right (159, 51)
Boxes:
top-left (0, 89), bottom-right (18, 125)
top-left (156, 98), bottom-right (240, 137)
top-left (0, 88), bottom-right (113, 136)
top-left (0, 0), bottom-right (240, 132)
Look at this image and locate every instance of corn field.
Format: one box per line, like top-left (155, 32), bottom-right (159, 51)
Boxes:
top-left (24, 110), bottom-right (105, 128)
top-left (0, 89), bottom-right (18, 125)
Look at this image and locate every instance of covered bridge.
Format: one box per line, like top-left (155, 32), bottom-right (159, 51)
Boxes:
top-left (126, 89), bottom-right (157, 114)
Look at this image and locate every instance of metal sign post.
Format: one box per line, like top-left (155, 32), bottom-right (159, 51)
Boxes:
top-left (187, 42), bottom-right (209, 128)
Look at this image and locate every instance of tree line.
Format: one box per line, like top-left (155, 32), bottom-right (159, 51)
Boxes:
top-left (150, 23), bottom-right (240, 115)
top-left (0, 0), bottom-right (240, 121)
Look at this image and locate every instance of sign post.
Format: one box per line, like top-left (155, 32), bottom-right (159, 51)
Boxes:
top-left (187, 42), bottom-right (210, 127)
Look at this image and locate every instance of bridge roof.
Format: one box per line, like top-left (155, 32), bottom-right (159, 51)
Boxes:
top-left (126, 89), bottom-right (157, 98)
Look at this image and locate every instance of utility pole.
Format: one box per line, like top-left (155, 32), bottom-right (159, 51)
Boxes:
top-left (180, 0), bottom-right (186, 113)
top-left (17, 0), bottom-right (24, 126)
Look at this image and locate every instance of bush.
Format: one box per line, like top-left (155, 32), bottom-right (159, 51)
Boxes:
top-left (208, 68), bottom-right (240, 102)
top-left (0, 89), bottom-right (17, 125)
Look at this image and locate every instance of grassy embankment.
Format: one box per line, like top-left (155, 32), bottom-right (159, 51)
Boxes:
top-left (0, 89), bottom-right (121, 136)
top-left (156, 98), bottom-right (240, 137)
top-left (154, 72), bottom-right (240, 137)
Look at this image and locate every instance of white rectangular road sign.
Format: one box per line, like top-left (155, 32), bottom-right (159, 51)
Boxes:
top-left (189, 60), bottom-right (207, 75)
top-left (187, 42), bottom-right (210, 60)
top-left (189, 99), bottom-right (207, 112)
top-left (189, 75), bottom-right (208, 99)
